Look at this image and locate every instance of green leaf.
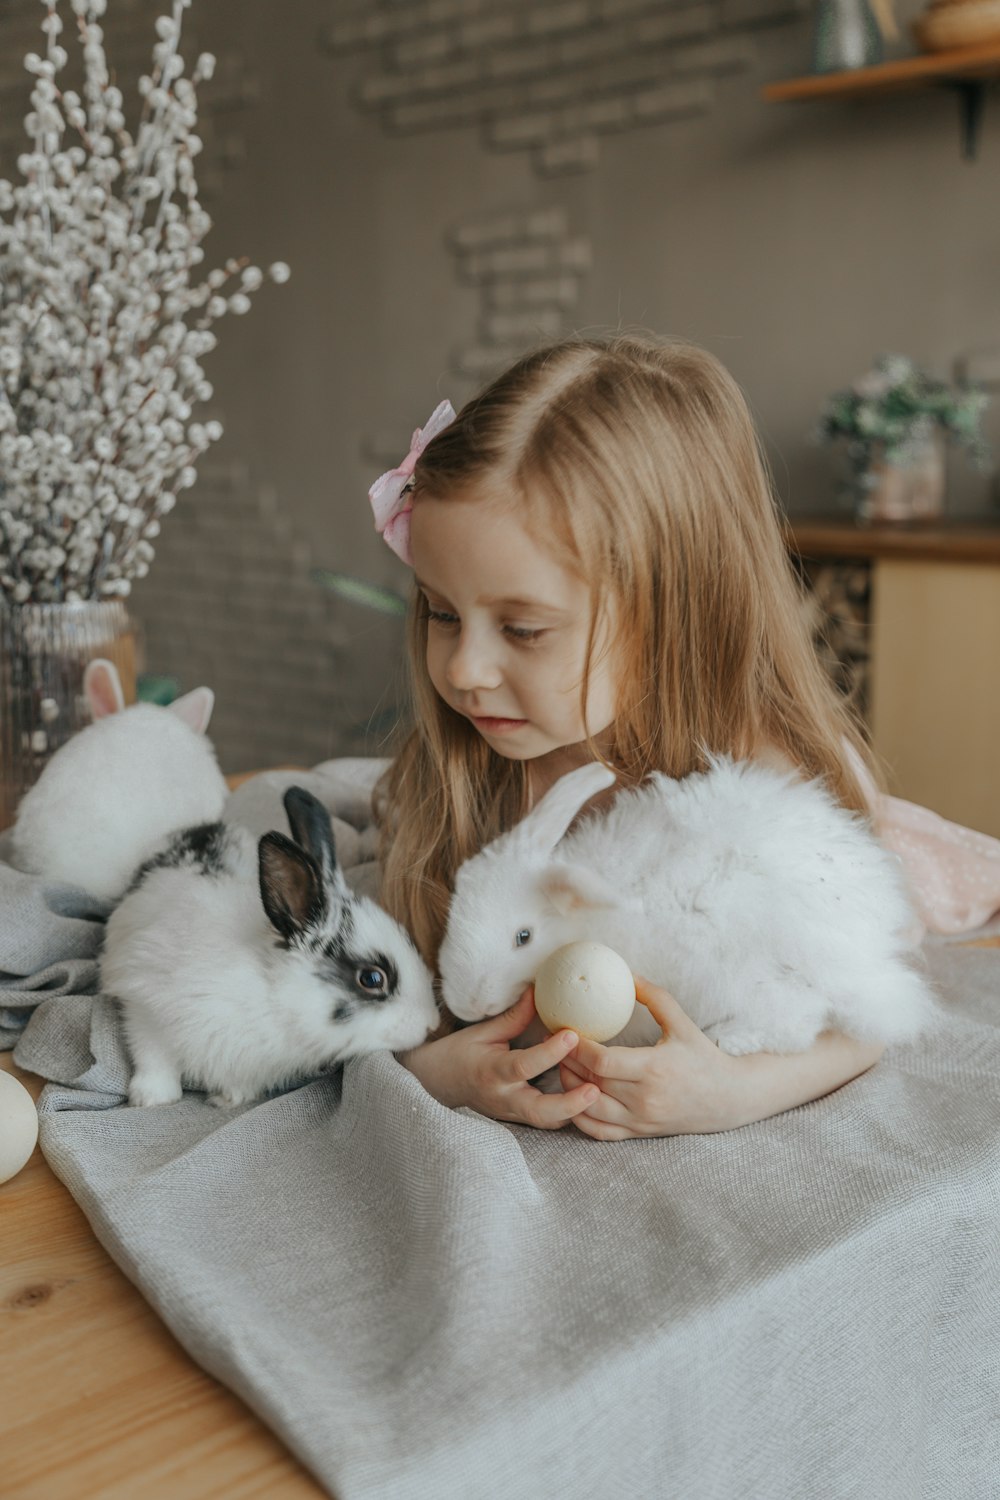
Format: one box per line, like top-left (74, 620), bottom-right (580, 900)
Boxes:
top-left (311, 570), bottom-right (408, 617)
top-left (136, 674), bottom-right (180, 705)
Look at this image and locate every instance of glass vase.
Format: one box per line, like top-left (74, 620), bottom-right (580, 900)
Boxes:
top-left (0, 599), bottom-right (137, 830)
top-left (812, 0), bottom-right (884, 72)
top-left (855, 425), bottom-right (947, 524)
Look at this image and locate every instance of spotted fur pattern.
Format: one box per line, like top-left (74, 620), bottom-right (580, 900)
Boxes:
top-left (101, 787), bottom-right (439, 1108)
top-left (125, 820), bottom-right (236, 895)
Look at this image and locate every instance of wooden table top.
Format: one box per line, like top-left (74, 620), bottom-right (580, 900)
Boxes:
top-left (3, 907), bottom-right (996, 1498)
top-left (0, 1051), bottom-right (325, 1500)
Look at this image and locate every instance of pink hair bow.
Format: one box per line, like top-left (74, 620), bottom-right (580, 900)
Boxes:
top-left (368, 399), bottom-right (456, 566)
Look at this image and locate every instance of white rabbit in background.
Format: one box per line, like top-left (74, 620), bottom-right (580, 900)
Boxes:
top-left (11, 658), bottom-right (229, 902)
top-left (438, 757), bottom-right (943, 1058)
top-left (101, 784), bottom-right (441, 1107)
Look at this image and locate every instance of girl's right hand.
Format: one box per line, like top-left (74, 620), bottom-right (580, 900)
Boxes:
top-left (396, 986), bottom-right (600, 1129)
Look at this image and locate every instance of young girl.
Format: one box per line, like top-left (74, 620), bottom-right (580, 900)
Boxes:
top-left (367, 333), bottom-right (915, 1140)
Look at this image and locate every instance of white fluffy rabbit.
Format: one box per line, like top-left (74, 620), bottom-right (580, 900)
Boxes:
top-left (101, 785), bottom-right (440, 1107)
top-left (11, 659), bottom-right (228, 902)
top-left (439, 757), bottom-right (943, 1057)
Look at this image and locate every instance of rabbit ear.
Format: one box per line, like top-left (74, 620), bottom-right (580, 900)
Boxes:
top-left (539, 863), bottom-right (621, 916)
top-left (83, 658), bottom-right (125, 719)
top-left (258, 832), bottom-right (329, 942)
top-left (509, 763), bottom-right (617, 855)
top-left (168, 686), bottom-right (215, 734)
top-left (282, 786), bottom-right (348, 895)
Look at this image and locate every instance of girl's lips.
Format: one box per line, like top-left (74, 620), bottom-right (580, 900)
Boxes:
top-left (471, 715), bottom-right (528, 732)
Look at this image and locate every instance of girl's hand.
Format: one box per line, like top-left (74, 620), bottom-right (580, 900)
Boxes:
top-left (557, 976), bottom-right (744, 1139)
top-left (397, 987), bottom-right (600, 1130)
top-left (559, 976), bottom-right (885, 1140)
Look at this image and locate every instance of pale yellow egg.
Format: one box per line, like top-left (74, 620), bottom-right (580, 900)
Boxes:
top-left (0, 1069), bottom-right (39, 1184)
top-left (534, 941), bottom-right (636, 1042)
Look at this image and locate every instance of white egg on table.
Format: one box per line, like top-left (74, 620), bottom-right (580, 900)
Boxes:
top-left (0, 1068), bottom-right (40, 1184)
top-left (533, 941), bottom-right (636, 1043)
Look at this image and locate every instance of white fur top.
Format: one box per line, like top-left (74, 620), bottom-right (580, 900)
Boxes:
top-left (12, 703), bottom-right (229, 901)
top-left (439, 757), bottom-right (944, 1057)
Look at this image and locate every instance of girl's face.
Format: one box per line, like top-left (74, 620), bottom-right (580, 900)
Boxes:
top-left (409, 492), bottom-right (621, 768)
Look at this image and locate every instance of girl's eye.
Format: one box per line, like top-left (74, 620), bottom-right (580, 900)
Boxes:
top-left (515, 928), bottom-right (532, 948)
top-left (422, 608), bottom-right (544, 644)
top-left (356, 966), bottom-right (388, 994)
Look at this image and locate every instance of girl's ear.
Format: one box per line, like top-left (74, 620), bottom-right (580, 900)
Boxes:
top-left (168, 685), bottom-right (215, 735)
top-left (511, 763), bottom-right (617, 854)
top-left (83, 658), bottom-right (126, 719)
top-left (539, 863), bottom-right (620, 916)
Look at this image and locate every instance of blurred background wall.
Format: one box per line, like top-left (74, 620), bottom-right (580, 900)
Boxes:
top-left (2, 0), bottom-right (998, 773)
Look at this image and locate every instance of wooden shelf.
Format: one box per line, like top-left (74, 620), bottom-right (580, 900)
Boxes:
top-left (762, 40), bottom-right (1000, 101)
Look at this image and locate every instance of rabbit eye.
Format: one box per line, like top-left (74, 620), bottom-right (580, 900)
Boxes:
top-left (514, 928), bottom-right (532, 948)
top-left (356, 966), bottom-right (388, 994)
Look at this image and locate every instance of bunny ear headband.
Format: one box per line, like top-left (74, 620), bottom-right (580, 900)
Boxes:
top-left (367, 399), bottom-right (457, 567)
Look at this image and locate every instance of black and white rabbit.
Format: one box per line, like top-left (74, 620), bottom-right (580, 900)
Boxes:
top-left (101, 786), bottom-right (440, 1107)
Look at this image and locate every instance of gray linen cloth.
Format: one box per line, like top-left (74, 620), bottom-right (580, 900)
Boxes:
top-left (2, 758), bottom-right (999, 1500)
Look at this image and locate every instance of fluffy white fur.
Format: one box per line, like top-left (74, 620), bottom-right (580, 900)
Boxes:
top-left (439, 757), bottom-right (943, 1056)
top-left (102, 819), bottom-right (439, 1108)
top-left (12, 694), bottom-right (228, 901)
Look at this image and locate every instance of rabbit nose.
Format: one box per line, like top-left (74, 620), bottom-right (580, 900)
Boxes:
top-left (462, 991), bottom-right (488, 1019)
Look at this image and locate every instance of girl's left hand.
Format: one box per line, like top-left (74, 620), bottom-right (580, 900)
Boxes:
top-left (560, 977), bottom-right (888, 1139)
top-left (558, 976), bottom-right (740, 1139)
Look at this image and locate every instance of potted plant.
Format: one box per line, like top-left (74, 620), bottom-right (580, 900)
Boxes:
top-left (815, 353), bottom-right (991, 524)
top-left (0, 0), bottom-right (288, 825)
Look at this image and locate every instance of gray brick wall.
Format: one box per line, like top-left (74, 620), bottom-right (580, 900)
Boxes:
top-left (321, 0), bottom-right (807, 177)
top-left (442, 205), bottom-right (590, 385)
top-left (321, 0), bottom-right (806, 500)
top-left (130, 467), bottom-right (408, 774)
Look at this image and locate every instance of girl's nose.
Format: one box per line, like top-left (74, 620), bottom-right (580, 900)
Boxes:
top-left (445, 628), bottom-right (503, 693)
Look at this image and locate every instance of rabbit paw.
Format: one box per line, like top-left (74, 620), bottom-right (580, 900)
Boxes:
top-left (706, 1020), bottom-right (814, 1056)
top-left (206, 1089), bottom-right (253, 1109)
top-left (128, 1072), bottom-right (183, 1107)
top-left (706, 1026), bottom-right (771, 1057)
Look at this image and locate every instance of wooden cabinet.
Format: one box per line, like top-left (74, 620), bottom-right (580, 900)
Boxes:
top-left (785, 517), bottom-right (1000, 836)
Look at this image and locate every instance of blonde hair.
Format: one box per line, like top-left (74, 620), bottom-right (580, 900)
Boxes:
top-left (375, 333), bottom-right (877, 972)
